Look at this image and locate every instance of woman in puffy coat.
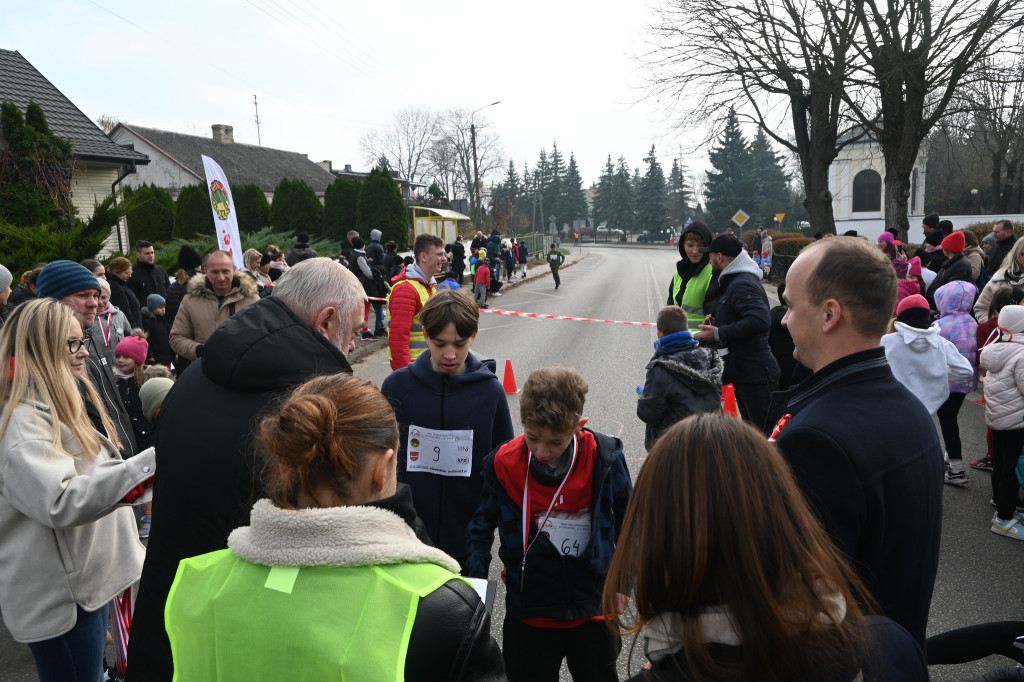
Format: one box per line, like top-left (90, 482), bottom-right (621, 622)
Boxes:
top-left (934, 281), bottom-right (979, 486)
top-left (975, 238), bottom-right (1024, 323)
top-left (165, 374), bottom-right (505, 681)
top-left (980, 304), bottom-right (1024, 541)
top-left (0, 299), bottom-right (155, 682)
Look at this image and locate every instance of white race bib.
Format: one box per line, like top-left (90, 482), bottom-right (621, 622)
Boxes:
top-left (549, 253), bottom-right (559, 262)
top-left (406, 425), bottom-right (473, 477)
top-left (538, 510), bottom-right (592, 557)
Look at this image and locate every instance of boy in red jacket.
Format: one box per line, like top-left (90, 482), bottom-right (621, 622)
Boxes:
top-left (473, 259), bottom-right (490, 309)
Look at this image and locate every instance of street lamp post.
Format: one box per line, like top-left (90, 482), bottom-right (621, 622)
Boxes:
top-left (471, 101), bottom-right (501, 229)
top-left (971, 188), bottom-right (981, 215)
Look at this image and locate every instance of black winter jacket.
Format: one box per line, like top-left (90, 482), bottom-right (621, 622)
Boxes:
top-left (712, 252), bottom-right (780, 386)
top-left (446, 241), bottom-right (466, 270)
top-left (366, 239), bottom-right (385, 268)
top-left (140, 308), bottom-right (174, 365)
top-left (765, 348), bottom-right (942, 647)
top-left (126, 296), bottom-right (356, 682)
top-left (626, 616), bottom-right (927, 682)
top-left (926, 252), bottom-right (973, 308)
top-left (128, 261), bottom-right (170, 302)
top-left (109, 274), bottom-right (143, 328)
top-left (381, 351), bottom-right (514, 565)
top-left (989, 234), bottom-right (1017, 273)
top-left (285, 242), bottom-right (319, 266)
top-left (637, 332), bottom-right (723, 450)
top-left (164, 269), bottom-right (197, 327)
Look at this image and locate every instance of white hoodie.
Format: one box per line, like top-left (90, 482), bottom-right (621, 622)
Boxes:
top-left (881, 322), bottom-right (974, 414)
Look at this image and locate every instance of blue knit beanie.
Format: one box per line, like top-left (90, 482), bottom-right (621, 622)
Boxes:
top-left (37, 260), bottom-right (102, 300)
top-left (147, 294), bottom-right (166, 310)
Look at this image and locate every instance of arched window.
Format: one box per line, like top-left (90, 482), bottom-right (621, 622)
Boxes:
top-left (852, 169), bottom-right (882, 212)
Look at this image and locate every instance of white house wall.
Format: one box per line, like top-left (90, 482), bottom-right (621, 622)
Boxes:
top-left (109, 129), bottom-right (202, 197)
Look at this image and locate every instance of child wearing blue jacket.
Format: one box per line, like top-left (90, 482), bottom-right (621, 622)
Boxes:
top-left (467, 366), bottom-right (632, 682)
top-left (380, 289), bottom-right (513, 568)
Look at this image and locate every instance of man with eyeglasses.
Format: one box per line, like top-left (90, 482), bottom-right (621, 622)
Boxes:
top-left (37, 260), bottom-right (137, 459)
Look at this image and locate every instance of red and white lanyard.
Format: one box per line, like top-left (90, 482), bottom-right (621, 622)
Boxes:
top-left (519, 434), bottom-right (577, 591)
top-left (98, 312), bottom-right (112, 346)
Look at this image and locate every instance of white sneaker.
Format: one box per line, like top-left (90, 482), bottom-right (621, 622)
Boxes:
top-left (990, 516), bottom-right (1024, 541)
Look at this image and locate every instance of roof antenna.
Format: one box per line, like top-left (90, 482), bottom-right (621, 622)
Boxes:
top-left (253, 95), bottom-right (261, 146)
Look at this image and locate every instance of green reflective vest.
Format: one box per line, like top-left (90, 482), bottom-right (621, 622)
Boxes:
top-left (165, 549), bottom-right (457, 681)
top-left (669, 262), bottom-right (713, 329)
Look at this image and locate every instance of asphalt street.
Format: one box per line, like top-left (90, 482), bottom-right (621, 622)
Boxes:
top-left (1, 243), bottom-right (1021, 680)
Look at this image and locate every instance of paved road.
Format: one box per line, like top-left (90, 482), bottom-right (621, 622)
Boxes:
top-left (2, 243), bottom-right (1021, 680)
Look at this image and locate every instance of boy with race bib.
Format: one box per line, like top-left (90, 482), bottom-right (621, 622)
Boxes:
top-left (381, 289), bottom-right (513, 570)
top-left (466, 366), bottom-right (633, 682)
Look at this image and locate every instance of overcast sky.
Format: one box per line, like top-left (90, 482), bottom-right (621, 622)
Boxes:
top-left (2, 0), bottom-right (716, 193)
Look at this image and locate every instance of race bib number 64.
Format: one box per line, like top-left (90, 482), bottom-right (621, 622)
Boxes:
top-left (406, 425), bottom-right (473, 477)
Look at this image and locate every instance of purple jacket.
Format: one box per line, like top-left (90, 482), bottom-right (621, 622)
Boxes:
top-left (935, 280), bottom-right (979, 393)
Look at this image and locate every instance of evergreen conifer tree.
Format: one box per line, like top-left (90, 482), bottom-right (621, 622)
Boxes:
top-left (125, 183), bottom-right (175, 244)
top-left (269, 178), bottom-right (323, 235)
top-left (594, 156), bottom-right (615, 229)
top-left (323, 178), bottom-right (361, 240)
top-left (609, 157), bottom-right (635, 233)
top-left (667, 158), bottom-right (693, 230)
top-left (704, 109), bottom-right (755, 229)
top-left (173, 184), bottom-right (215, 240)
top-left (232, 183), bottom-right (270, 234)
top-left (356, 166), bottom-right (408, 250)
top-left (637, 145), bottom-right (668, 233)
top-left (748, 128), bottom-right (791, 228)
top-left (561, 153), bottom-right (588, 231)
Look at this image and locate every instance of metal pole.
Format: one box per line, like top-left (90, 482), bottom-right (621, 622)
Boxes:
top-left (471, 122), bottom-right (480, 228)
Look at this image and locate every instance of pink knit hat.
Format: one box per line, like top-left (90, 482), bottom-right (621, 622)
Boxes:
top-left (878, 232), bottom-right (895, 245)
top-left (909, 256), bottom-right (923, 278)
top-left (114, 336), bottom-right (148, 367)
top-left (896, 294), bottom-right (929, 316)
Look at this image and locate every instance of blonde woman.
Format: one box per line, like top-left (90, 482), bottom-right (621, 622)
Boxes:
top-left (0, 299), bottom-right (156, 682)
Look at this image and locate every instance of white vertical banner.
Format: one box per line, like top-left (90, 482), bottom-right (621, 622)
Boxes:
top-left (200, 155), bottom-right (244, 269)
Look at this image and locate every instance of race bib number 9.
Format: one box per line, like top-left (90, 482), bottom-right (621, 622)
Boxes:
top-left (538, 511), bottom-right (592, 558)
top-left (406, 425), bottom-right (473, 477)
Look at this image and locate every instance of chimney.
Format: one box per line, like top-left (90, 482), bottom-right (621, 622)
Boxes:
top-left (344, 164), bottom-right (353, 173)
top-left (211, 124), bottom-right (234, 144)
top-left (319, 160), bottom-right (333, 172)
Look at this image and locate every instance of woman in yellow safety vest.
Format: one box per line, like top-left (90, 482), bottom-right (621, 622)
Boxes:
top-left (667, 221), bottom-right (719, 331)
top-left (165, 374), bottom-right (505, 681)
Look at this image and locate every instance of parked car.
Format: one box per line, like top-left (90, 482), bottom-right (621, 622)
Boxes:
top-left (638, 229), bottom-right (675, 243)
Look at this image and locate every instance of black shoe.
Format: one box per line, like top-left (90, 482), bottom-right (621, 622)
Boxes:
top-left (373, 329), bottom-right (388, 338)
top-left (361, 331), bottom-right (373, 340)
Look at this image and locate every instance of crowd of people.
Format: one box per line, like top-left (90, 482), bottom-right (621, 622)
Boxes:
top-left (0, 219), bottom-right (1021, 682)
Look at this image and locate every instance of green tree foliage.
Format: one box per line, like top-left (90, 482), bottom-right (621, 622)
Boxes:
top-left (269, 178), bottom-right (324, 235)
top-left (667, 158), bottom-right (693, 230)
top-left (0, 100), bottom-right (75, 223)
top-left (609, 157), bottom-right (635, 233)
top-left (491, 160), bottom-right (531, 234)
top-left (561, 154), bottom-right (588, 230)
top-left (233, 183), bottom-right (270, 233)
top-left (173, 184), bottom-right (216, 240)
top-left (356, 166), bottom-right (408, 250)
top-left (704, 109), bottom-right (756, 229)
top-left (153, 226), bottom-right (344, 273)
top-left (323, 178), bottom-right (361, 240)
top-left (637, 146), bottom-right (668, 233)
top-left (0, 191), bottom-right (135, 275)
top-left (124, 183), bottom-right (175, 244)
top-left (593, 156), bottom-right (616, 229)
top-left (748, 129), bottom-right (792, 227)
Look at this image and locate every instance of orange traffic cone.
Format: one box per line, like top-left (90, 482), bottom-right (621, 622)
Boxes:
top-left (503, 359), bottom-right (520, 395)
top-left (722, 383), bottom-right (739, 418)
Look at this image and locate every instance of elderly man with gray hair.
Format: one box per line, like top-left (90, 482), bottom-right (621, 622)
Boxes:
top-left (126, 258), bottom-right (368, 682)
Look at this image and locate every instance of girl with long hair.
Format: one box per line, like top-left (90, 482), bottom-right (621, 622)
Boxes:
top-left (0, 299), bottom-right (155, 682)
top-left (603, 412), bottom-right (927, 682)
top-left (975, 238), bottom-right (1024, 323)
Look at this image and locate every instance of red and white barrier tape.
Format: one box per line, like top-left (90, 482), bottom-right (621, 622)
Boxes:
top-left (479, 308), bottom-right (655, 327)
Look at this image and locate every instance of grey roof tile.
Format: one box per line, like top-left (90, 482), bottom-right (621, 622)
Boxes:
top-left (117, 124), bottom-right (338, 194)
top-left (0, 49), bottom-right (149, 164)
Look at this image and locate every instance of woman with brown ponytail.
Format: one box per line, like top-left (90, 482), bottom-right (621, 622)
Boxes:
top-left (603, 412), bottom-right (929, 682)
top-left (165, 374), bottom-right (505, 681)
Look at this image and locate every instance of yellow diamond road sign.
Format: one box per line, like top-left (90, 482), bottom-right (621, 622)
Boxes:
top-left (731, 210), bottom-right (749, 227)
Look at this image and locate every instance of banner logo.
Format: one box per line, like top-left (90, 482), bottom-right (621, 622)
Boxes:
top-left (210, 180), bottom-right (231, 220)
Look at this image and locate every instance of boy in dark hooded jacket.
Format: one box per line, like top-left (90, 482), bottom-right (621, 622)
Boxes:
top-left (637, 305), bottom-right (724, 450)
top-left (380, 289), bottom-right (513, 569)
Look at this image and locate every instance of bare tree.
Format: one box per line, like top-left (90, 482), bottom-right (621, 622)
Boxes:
top-left (429, 108), bottom-right (503, 224)
top-left (956, 56), bottom-right (1024, 213)
top-left (848, 0), bottom-right (1024, 239)
top-left (646, 0), bottom-right (864, 234)
top-left (359, 107), bottom-right (439, 184)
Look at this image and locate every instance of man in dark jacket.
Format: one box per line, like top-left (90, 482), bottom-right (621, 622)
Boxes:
top-left (446, 238), bottom-right (466, 283)
top-left (126, 258), bottom-right (367, 681)
top-left (988, 219), bottom-right (1018, 273)
top-left (128, 240), bottom-right (170, 302)
top-left (765, 236), bottom-right (942, 648)
top-left (285, 231), bottom-right (319, 266)
top-left (365, 228), bottom-right (385, 267)
top-left (693, 235), bottom-right (779, 429)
